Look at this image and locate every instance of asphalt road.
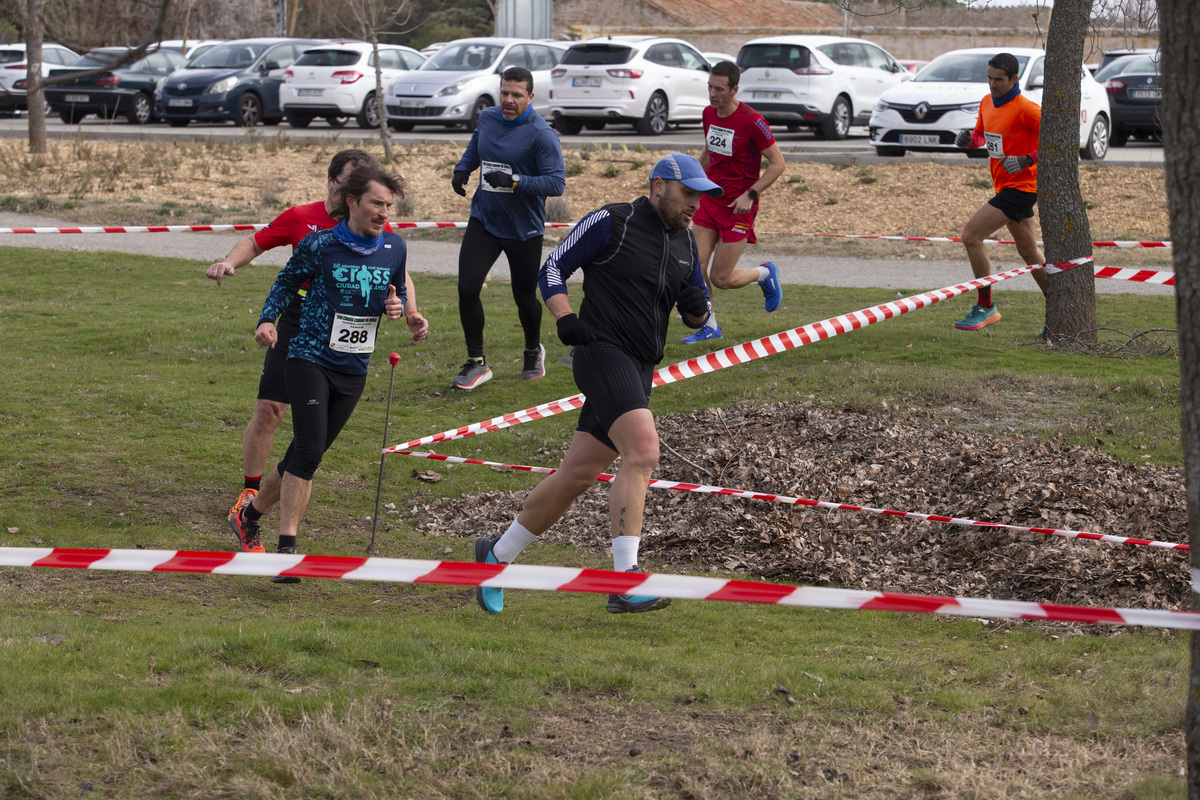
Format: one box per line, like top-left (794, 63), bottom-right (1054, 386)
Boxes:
top-left (0, 115), bottom-right (1166, 166)
top-left (0, 209), bottom-right (1171, 297)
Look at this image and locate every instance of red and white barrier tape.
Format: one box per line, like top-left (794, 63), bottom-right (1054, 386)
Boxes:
top-left (757, 230), bottom-right (1172, 249)
top-left (1093, 266), bottom-right (1175, 286)
top-left (395, 259), bottom-right (1092, 450)
top-left (0, 546), bottom-right (1192, 629)
top-left (393, 450), bottom-right (1188, 552)
top-left (0, 222), bottom-right (1167, 249)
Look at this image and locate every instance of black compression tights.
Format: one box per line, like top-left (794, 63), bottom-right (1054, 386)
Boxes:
top-left (457, 217), bottom-right (544, 358)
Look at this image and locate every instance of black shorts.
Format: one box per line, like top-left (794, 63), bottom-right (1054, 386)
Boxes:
top-left (988, 187), bottom-right (1037, 223)
top-left (257, 294), bottom-right (304, 403)
top-left (572, 342), bottom-right (654, 452)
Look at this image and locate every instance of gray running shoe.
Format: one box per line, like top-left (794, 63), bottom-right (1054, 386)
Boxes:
top-left (451, 359), bottom-right (492, 390)
top-left (521, 344), bottom-right (545, 380)
top-left (270, 545), bottom-right (301, 584)
top-left (606, 566), bottom-right (671, 614)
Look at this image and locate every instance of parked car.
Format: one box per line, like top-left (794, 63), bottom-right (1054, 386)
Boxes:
top-left (1089, 47), bottom-right (1157, 75)
top-left (898, 59), bottom-right (929, 75)
top-left (0, 43), bottom-right (80, 112)
top-left (735, 35), bottom-right (908, 139)
top-left (157, 39), bottom-right (226, 60)
top-left (45, 46), bottom-right (189, 124)
top-left (548, 36), bottom-right (711, 136)
top-left (156, 37), bottom-right (321, 127)
top-left (867, 47), bottom-right (1111, 160)
top-left (703, 51), bottom-right (738, 68)
top-left (1094, 53), bottom-right (1161, 146)
top-left (385, 37), bottom-right (565, 131)
top-left (281, 41), bottom-right (425, 129)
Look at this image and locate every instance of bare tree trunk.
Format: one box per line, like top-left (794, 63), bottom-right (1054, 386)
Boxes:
top-left (371, 35), bottom-right (393, 160)
top-left (273, 0), bottom-right (287, 36)
top-left (1160, 1), bottom-right (1200, 794)
top-left (1038, 0), bottom-right (1097, 343)
top-left (19, 0), bottom-right (48, 155)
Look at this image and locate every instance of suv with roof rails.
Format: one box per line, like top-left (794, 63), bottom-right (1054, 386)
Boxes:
top-left (548, 36), bottom-right (711, 135)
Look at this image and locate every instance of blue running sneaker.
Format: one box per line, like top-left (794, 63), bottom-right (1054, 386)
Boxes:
top-left (474, 535), bottom-right (505, 614)
top-left (606, 567), bottom-right (672, 614)
top-left (758, 261), bottom-right (782, 312)
top-left (954, 304), bottom-right (1002, 331)
top-left (681, 324), bottom-right (722, 344)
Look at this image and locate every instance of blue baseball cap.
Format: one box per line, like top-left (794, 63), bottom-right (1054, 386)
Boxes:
top-left (648, 152), bottom-right (723, 197)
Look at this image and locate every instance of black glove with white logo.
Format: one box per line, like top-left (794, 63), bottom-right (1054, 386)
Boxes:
top-left (483, 170), bottom-right (515, 189)
top-left (451, 170), bottom-right (469, 197)
top-left (556, 313), bottom-right (597, 346)
top-left (677, 284), bottom-right (709, 318)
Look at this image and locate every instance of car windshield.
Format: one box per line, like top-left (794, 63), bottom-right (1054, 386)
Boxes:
top-left (737, 44), bottom-right (812, 71)
top-left (914, 53), bottom-right (1031, 82)
top-left (561, 44), bottom-right (635, 66)
top-left (189, 42), bottom-right (269, 70)
top-left (1094, 54), bottom-right (1159, 81)
top-left (294, 49), bottom-right (361, 68)
top-left (0, 50), bottom-right (25, 64)
top-left (422, 42), bottom-right (503, 71)
top-left (73, 50), bottom-right (125, 68)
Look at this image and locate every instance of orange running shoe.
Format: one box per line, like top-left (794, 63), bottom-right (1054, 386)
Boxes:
top-left (228, 506), bottom-right (265, 553)
top-left (228, 488), bottom-right (258, 523)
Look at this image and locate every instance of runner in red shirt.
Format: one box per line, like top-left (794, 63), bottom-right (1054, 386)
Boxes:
top-left (684, 60), bottom-right (786, 343)
top-left (952, 52), bottom-right (1046, 332)
top-left (205, 149), bottom-right (421, 530)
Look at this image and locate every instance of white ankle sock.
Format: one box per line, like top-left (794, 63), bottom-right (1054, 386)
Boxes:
top-left (611, 536), bottom-right (640, 572)
top-left (494, 520), bottom-right (538, 563)
top-left (756, 265), bottom-right (771, 282)
top-left (704, 313), bottom-right (720, 331)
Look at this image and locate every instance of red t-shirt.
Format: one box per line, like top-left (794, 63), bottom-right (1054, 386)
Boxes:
top-left (702, 101), bottom-right (775, 201)
top-left (253, 201), bottom-right (395, 292)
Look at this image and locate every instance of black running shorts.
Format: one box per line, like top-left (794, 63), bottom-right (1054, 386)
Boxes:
top-left (572, 341), bottom-right (654, 452)
top-left (987, 187), bottom-right (1037, 223)
top-left (257, 294), bottom-right (304, 404)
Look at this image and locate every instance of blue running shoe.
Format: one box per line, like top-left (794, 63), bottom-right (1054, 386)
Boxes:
top-left (606, 567), bottom-right (671, 614)
top-left (954, 304), bottom-right (1001, 331)
top-left (759, 261), bottom-right (782, 312)
top-left (681, 324), bottom-right (722, 344)
top-left (474, 535), bottom-right (505, 614)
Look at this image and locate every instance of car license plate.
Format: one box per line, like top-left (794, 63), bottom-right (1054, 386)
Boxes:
top-left (572, 77), bottom-right (601, 87)
top-left (64, 94), bottom-right (88, 103)
top-left (168, 98), bottom-right (193, 107)
top-left (297, 88), bottom-right (323, 97)
top-left (900, 134), bottom-right (940, 145)
top-left (401, 98), bottom-right (425, 108)
top-left (1130, 89), bottom-right (1160, 100)
top-left (753, 91), bottom-right (781, 100)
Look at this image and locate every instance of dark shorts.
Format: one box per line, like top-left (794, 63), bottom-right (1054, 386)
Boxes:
top-left (257, 294), bottom-right (304, 404)
top-left (572, 341), bottom-right (654, 452)
top-left (988, 187), bottom-right (1037, 223)
top-left (694, 194), bottom-right (757, 244)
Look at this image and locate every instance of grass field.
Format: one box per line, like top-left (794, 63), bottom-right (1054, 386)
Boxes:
top-left (0, 244), bottom-right (1187, 799)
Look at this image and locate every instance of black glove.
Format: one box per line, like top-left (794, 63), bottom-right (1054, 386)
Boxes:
top-left (556, 313), bottom-right (597, 346)
top-left (483, 170), bottom-right (515, 190)
top-left (954, 129), bottom-right (973, 148)
top-left (451, 170), bottom-right (469, 197)
top-left (1002, 154), bottom-right (1034, 174)
top-left (677, 284), bottom-right (709, 318)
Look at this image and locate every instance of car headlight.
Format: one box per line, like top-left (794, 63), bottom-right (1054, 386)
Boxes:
top-left (210, 76), bottom-right (237, 95)
top-left (875, 99), bottom-right (889, 112)
top-left (960, 102), bottom-right (979, 115)
top-left (437, 82), bottom-right (464, 97)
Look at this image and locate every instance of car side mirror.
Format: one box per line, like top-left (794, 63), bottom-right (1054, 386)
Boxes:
top-left (1029, 75), bottom-right (1044, 89)
top-left (262, 60), bottom-right (280, 72)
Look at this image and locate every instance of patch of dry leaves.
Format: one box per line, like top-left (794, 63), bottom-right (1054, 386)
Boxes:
top-left (412, 402), bottom-right (1187, 611)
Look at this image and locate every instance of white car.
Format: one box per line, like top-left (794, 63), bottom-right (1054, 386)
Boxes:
top-left (549, 36), bottom-right (711, 136)
top-left (703, 52), bottom-right (738, 68)
top-left (736, 35), bottom-right (909, 139)
top-left (868, 47), bottom-right (1111, 161)
top-left (281, 41), bottom-right (426, 129)
top-left (157, 40), bottom-right (226, 61)
top-left (0, 43), bottom-right (80, 112)
top-left (384, 38), bottom-right (566, 131)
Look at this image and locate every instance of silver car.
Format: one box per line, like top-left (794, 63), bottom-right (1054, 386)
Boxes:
top-left (384, 37), bottom-right (565, 131)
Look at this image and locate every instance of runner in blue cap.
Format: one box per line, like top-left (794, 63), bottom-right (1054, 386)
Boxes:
top-left (472, 153), bottom-right (719, 616)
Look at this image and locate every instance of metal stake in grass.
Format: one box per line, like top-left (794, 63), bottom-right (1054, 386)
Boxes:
top-left (370, 352), bottom-right (400, 555)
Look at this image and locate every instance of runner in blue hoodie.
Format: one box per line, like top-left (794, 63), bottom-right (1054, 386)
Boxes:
top-left (449, 66), bottom-right (566, 390)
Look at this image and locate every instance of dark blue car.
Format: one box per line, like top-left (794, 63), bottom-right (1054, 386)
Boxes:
top-left (156, 37), bottom-right (320, 126)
